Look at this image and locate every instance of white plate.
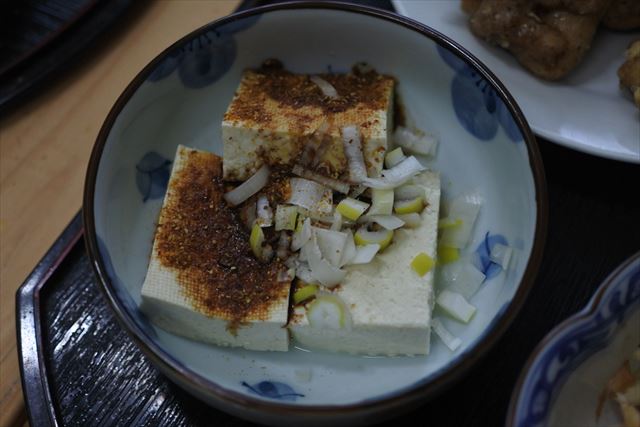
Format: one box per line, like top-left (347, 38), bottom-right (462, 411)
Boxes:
top-left (393, 0), bottom-right (640, 163)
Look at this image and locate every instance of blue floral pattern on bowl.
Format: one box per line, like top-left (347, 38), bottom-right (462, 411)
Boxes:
top-left (474, 231), bottom-right (509, 280)
top-left (437, 45), bottom-right (522, 143)
top-left (241, 381), bottom-right (304, 401)
top-left (135, 152), bottom-right (171, 202)
top-left (511, 253), bottom-right (640, 427)
top-left (147, 15), bottom-right (260, 88)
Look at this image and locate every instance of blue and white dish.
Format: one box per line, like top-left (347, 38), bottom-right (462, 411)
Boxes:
top-left (83, 2), bottom-right (547, 425)
top-left (509, 252), bottom-right (640, 427)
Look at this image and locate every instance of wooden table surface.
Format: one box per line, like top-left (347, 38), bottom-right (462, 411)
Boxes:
top-left (0, 2), bottom-right (239, 426)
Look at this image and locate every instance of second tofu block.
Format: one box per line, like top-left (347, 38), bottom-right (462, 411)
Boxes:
top-left (141, 145), bottom-right (292, 351)
top-left (222, 65), bottom-right (395, 181)
top-left (289, 171), bottom-right (441, 356)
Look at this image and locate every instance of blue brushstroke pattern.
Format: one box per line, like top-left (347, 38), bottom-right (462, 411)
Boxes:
top-left (474, 232), bottom-right (509, 280)
top-left (437, 45), bottom-right (522, 143)
top-left (241, 381), bottom-right (304, 401)
top-left (135, 152), bottom-right (171, 202)
top-left (146, 13), bottom-right (260, 87)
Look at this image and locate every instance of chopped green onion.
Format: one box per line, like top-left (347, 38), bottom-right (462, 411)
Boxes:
top-left (307, 293), bottom-right (351, 329)
top-left (396, 213), bottom-right (422, 228)
top-left (275, 205), bottom-right (298, 231)
top-left (438, 217), bottom-right (463, 230)
top-left (394, 184), bottom-right (424, 200)
top-left (354, 227), bottom-right (393, 250)
top-left (350, 244), bottom-right (381, 264)
top-left (384, 147), bottom-right (406, 168)
top-left (411, 252), bottom-right (435, 277)
top-left (294, 283), bottom-right (319, 304)
top-left (336, 197), bottom-right (370, 221)
top-left (490, 243), bottom-right (513, 268)
top-left (436, 290), bottom-right (476, 323)
top-left (431, 318), bottom-right (461, 351)
top-left (368, 188), bottom-right (394, 215)
top-left (249, 223), bottom-right (269, 261)
top-left (439, 191), bottom-right (482, 248)
top-left (438, 245), bottom-right (460, 264)
top-left (394, 196), bottom-right (424, 215)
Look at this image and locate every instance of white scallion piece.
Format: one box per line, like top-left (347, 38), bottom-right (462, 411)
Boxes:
top-left (439, 191), bottom-right (483, 249)
top-left (307, 292), bottom-right (351, 329)
top-left (339, 230), bottom-right (357, 267)
top-left (439, 260), bottom-right (486, 299)
top-left (358, 215), bottom-right (405, 230)
top-left (255, 196), bottom-right (273, 227)
top-left (431, 317), bottom-right (462, 351)
top-left (310, 75), bottom-right (338, 99)
top-left (336, 197), bottom-right (370, 221)
top-left (349, 244), bottom-right (381, 264)
top-left (292, 164), bottom-right (350, 194)
top-left (295, 262), bottom-right (317, 284)
top-left (224, 164), bottom-right (270, 206)
top-left (276, 231), bottom-right (291, 260)
top-left (291, 217), bottom-right (312, 251)
top-left (302, 233), bottom-right (346, 287)
top-left (436, 290), bottom-right (477, 323)
top-left (363, 156), bottom-right (426, 190)
top-left (368, 188), bottom-right (394, 215)
top-left (384, 147), bottom-right (406, 169)
top-left (275, 205), bottom-right (298, 231)
top-left (341, 125), bottom-right (368, 183)
top-left (284, 255), bottom-right (298, 269)
top-left (396, 213), bottom-right (421, 228)
top-left (349, 184), bottom-right (367, 198)
top-left (330, 210), bottom-right (343, 231)
top-left (394, 184), bottom-right (425, 201)
top-left (490, 243), bottom-right (513, 269)
top-left (393, 126), bottom-right (438, 156)
top-left (314, 228), bottom-right (348, 267)
top-left (288, 177), bottom-right (332, 214)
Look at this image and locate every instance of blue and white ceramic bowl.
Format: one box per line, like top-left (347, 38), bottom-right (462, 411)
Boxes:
top-left (84, 2), bottom-right (547, 425)
top-left (508, 252), bottom-right (640, 427)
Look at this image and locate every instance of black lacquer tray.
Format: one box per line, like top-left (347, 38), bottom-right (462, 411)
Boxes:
top-left (0, 0), bottom-right (137, 116)
top-left (16, 0), bottom-right (640, 426)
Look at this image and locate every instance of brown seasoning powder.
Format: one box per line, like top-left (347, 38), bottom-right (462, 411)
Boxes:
top-left (154, 150), bottom-right (290, 334)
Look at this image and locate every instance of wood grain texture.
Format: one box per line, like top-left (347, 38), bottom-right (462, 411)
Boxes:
top-left (0, 2), bottom-right (239, 426)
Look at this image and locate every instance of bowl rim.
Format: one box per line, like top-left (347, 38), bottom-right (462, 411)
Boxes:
top-left (506, 251), bottom-right (640, 427)
top-left (83, 0), bottom-right (548, 418)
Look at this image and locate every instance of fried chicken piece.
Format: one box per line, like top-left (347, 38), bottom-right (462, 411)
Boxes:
top-left (464, 0), bottom-right (613, 80)
top-left (604, 0), bottom-right (640, 31)
top-left (618, 40), bottom-right (640, 108)
top-left (462, 0), bottom-right (484, 14)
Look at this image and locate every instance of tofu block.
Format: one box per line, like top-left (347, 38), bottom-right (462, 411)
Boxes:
top-left (222, 66), bottom-right (395, 181)
top-left (141, 145), bottom-right (292, 351)
top-left (289, 171), bottom-right (441, 356)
